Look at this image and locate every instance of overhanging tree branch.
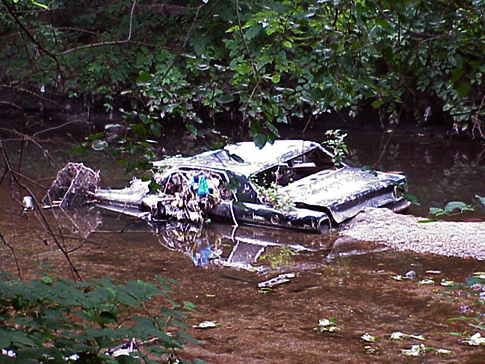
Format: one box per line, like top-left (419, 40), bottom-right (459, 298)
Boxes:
top-left (55, 0), bottom-right (138, 56)
top-left (1, 0), bottom-right (64, 84)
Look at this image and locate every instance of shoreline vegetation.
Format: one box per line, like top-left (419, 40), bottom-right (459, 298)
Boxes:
top-left (1, 0), bottom-right (484, 148)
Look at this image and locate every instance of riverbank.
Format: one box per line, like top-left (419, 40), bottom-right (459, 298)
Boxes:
top-left (339, 208), bottom-right (485, 260)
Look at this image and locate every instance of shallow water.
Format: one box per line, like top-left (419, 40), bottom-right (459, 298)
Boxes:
top-left (1, 123), bottom-right (484, 363)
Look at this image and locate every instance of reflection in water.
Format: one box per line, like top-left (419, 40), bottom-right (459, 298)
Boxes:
top-left (55, 205), bottom-right (388, 272)
top-left (154, 222), bottom-right (334, 271)
top-left (48, 205), bottom-right (101, 240)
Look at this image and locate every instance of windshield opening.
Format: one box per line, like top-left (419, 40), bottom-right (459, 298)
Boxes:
top-left (253, 148), bottom-right (335, 187)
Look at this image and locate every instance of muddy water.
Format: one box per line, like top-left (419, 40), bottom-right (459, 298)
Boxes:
top-left (1, 126), bottom-right (484, 363)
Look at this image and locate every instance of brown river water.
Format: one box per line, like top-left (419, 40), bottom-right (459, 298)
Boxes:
top-left (1, 122), bottom-right (484, 363)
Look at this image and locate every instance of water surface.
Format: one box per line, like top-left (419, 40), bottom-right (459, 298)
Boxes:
top-left (1, 124), bottom-right (484, 363)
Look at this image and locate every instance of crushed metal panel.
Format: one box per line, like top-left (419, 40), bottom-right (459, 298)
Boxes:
top-left (281, 167), bottom-right (407, 223)
top-left (210, 201), bottom-right (330, 232)
top-left (152, 140), bottom-right (328, 177)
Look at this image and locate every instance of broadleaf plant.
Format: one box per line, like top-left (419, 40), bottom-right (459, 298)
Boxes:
top-left (0, 272), bottom-right (199, 363)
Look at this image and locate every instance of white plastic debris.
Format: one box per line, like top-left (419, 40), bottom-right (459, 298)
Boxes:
top-left (463, 332), bottom-right (485, 346)
top-left (400, 344), bottom-right (428, 356)
top-left (193, 320), bottom-right (220, 329)
top-left (22, 196), bottom-right (35, 211)
top-left (390, 332), bottom-right (425, 341)
top-left (361, 333), bottom-right (376, 342)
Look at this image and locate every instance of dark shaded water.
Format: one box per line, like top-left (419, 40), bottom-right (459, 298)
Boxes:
top-left (1, 123), bottom-right (484, 363)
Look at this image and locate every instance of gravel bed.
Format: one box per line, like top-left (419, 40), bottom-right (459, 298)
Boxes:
top-left (339, 208), bottom-right (485, 260)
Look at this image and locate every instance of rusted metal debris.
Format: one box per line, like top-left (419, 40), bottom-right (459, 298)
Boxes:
top-left (42, 162), bottom-right (99, 208)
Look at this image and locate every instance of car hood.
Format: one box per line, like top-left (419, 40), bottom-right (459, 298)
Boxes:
top-left (280, 167), bottom-right (406, 223)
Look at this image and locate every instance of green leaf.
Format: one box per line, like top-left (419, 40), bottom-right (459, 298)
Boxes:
top-left (249, 119), bottom-right (262, 134)
top-left (30, 0), bottom-right (48, 9)
top-left (265, 121), bottom-right (280, 137)
top-left (282, 40), bottom-right (292, 48)
top-left (372, 99), bottom-right (385, 108)
top-left (253, 133), bottom-right (267, 149)
top-left (136, 71), bottom-right (151, 83)
top-left (72, 144), bottom-right (89, 154)
top-left (403, 192), bottom-right (419, 205)
top-left (429, 207), bottom-right (444, 216)
top-left (271, 73), bottom-right (281, 83)
top-left (470, 324), bottom-right (485, 331)
top-left (150, 122), bottom-right (162, 137)
top-left (86, 132), bottom-right (106, 140)
top-left (476, 195), bottom-right (485, 207)
top-left (456, 82), bottom-right (470, 98)
top-left (185, 124), bottom-right (198, 135)
top-left (444, 201), bottom-right (474, 213)
top-left (418, 219), bottom-right (438, 223)
top-left (0, 329), bottom-right (11, 347)
top-left (217, 94), bottom-right (234, 104)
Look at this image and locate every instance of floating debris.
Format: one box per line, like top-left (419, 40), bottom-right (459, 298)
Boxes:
top-left (473, 272), bottom-right (485, 279)
top-left (390, 332), bottom-right (425, 341)
top-left (19, 195), bottom-right (35, 217)
top-left (22, 195), bottom-right (35, 211)
top-left (440, 279), bottom-right (455, 286)
top-left (462, 332), bottom-right (485, 346)
top-left (434, 348), bottom-right (452, 355)
top-left (314, 317), bottom-right (339, 333)
top-left (400, 344), bottom-right (430, 356)
top-left (257, 273), bottom-right (295, 289)
top-left (193, 320), bottom-right (220, 329)
top-left (105, 338), bottom-right (138, 357)
top-left (391, 270), bottom-right (416, 281)
top-left (1, 349), bottom-right (15, 358)
top-left (360, 333), bottom-right (376, 342)
top-left (363, 345), bottom-right (379, 354)
top-left (418, 279), bottom-right (435, 285)
top-left (404, 270), bottom-right (416, 279)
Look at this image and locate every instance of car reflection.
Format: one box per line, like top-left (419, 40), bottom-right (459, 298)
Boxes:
top-left (40, 205), bottom-right (389, 272)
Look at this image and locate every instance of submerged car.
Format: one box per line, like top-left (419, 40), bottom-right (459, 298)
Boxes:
top-left (94, 139), bottom-right (411, 232)
top-left (44, 140), bottom-right (410, 233)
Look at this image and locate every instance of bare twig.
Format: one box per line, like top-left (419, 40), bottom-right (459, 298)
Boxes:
top-left (1, 0), bottom-right (64, 84)
top-left (0, 141), bottom-right (83, 281)
top-left (0, 232), bottom-right (22, 279)
top-left (55, 0), bottom-right (138, 56)
top-left (235, 0), bottom-right (258, 77)
top-left (471, 94), bottom-right (485, 139)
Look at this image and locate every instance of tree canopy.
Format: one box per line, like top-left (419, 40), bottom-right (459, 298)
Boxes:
top-left (1, 0), bottom-right (484, 145)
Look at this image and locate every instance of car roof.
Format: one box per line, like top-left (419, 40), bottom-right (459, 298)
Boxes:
top-left (153, 140), bottom-right (328, 176)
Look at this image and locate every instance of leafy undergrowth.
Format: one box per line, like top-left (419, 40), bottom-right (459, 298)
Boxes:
top-left (0, 273), bottom-right (202, 364)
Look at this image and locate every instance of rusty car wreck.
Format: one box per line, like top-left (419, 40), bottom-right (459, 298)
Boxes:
top-left (43, 139), bottom-right (410, 233)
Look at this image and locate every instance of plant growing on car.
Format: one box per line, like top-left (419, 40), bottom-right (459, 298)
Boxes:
top-left (322, 129), bottom-right (349, 167)
top-left (254, 182), bottom-right (294, 212)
